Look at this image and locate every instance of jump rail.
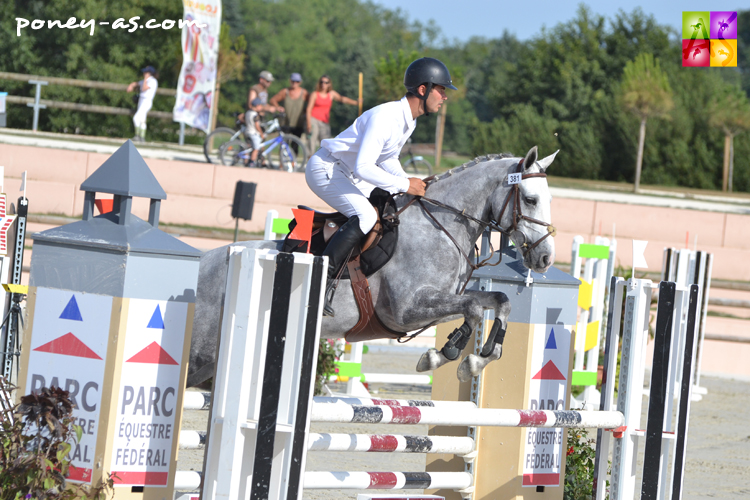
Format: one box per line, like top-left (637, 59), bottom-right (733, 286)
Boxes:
top-left (180, 250), bottom-right (699, 500)
top-left (310, 405), bottom-right (624, 429)
top-left (180, 430), bottom-right (475, 456)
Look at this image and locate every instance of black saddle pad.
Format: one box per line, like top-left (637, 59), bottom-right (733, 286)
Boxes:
top-left (282, 188), bottom-right (399, 279)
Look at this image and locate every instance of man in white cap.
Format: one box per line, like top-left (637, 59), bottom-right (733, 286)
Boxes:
top-left (247, 70), bottom-right (283, 114)
top-left (127, 65), bottom-right (158, 142)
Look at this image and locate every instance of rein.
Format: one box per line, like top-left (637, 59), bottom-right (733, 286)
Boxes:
top-left (397, 158), bottom-right (557, 296)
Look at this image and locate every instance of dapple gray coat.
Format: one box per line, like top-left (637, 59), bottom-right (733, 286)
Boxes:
top-left (188, 146), bottom-right (557, 387)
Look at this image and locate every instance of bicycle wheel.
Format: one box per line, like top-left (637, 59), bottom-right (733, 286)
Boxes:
top-left (219, 140), bottom-right (250, 167)
top-left (283, 135), bottom-right (308, 172)
top-left (277, 141), bottom-right (296, 173)
top-left (404, 157), bottom-right (433, 176)
top-left (204, 127), bottom-right (238, 164)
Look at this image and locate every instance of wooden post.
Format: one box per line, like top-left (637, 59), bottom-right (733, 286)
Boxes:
top-left (358, 72), bottom-right (363, 116)
top-left (210, 72), bottom-right (222, 134)
top-left (722, 134), bottom-right (730, 192)
top-left (728, 134), bottom-right (734, 193)
top-left (208, 69), bottom-right (222, 152)
top-left (634, 118), bottom-right (646, 193)
top-left (434, 102), bottom-right (447, 171)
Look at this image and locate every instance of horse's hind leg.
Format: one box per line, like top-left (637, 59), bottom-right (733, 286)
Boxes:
top-left (407, 291), bottom-right (484, 374)
top-left (417, 320), bottom-right (476, 373)
top-left (456, 291), bottom-right (510, 382)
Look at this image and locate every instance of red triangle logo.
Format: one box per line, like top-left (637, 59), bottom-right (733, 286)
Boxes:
top-left (33, 333), bottom-right (102, 360)
top-left (532, 360), bottom-right (566, 380)
top-left (126, 341), bottom-right (178, 365)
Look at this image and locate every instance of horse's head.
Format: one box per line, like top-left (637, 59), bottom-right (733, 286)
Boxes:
top-left (492, 146), bottom-right (557, 273)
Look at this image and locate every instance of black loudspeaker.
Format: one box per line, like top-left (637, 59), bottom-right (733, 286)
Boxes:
top-left (231, 181), bottom-right (257, 220)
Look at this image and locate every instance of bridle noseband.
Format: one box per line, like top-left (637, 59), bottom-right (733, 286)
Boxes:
top-left (494, 158), bottom-right (556, 255)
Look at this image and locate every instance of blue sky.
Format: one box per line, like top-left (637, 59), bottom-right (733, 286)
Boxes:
top-left (370, 0), bottom-right (743, 43)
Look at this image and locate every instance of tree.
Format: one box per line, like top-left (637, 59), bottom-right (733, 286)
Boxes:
top-left (619, 53), bottom-right (674, 192)
top-left (708, 85), bottom-right (750, 192)
top-left (210, 24), bottom-right (247, 132)
top-left (374, 49), bottom-right (419, 102)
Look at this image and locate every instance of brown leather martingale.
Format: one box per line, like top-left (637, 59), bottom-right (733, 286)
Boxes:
top-left (344, 255), bottom-right (405, 343)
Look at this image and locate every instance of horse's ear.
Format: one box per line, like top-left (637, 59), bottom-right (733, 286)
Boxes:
top-left (536, 149), bottom-right (560, 173)
top-left (523, 146), bottom-right (538, 170)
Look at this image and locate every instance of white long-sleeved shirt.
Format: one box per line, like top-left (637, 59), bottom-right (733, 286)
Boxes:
top-left (137, 76), bottom-right (158, 110)
top-left (321, 96), bottom-right (415, 194)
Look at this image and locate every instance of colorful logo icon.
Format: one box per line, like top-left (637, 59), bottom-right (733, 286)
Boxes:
top-left (682, 11), bottom-right (737, 67)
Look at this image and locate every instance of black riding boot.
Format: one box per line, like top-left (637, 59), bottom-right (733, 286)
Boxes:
top-left (322, 215), bottom-right (365, 317)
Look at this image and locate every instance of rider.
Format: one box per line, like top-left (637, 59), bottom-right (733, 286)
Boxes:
top-left (305, 57), bottom-right (457, 316)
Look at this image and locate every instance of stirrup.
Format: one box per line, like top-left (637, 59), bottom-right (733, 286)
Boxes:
top-left (323, 282), bottom-right (337, 317)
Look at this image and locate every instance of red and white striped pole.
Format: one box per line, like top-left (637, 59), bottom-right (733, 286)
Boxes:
top-left (304, 471), bottom-right (472, 491)
top-left (311, 404), bottom-right (625, 429)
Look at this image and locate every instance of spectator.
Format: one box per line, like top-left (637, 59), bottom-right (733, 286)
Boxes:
top-left (247, 70), bottom-right (283, 113)
top-left (127, 66), bottom-right (158, 142)
top-left (269, 73), bottom-right (308, 140)
top-left (306, 75), bottom-right (361, 151)
top-left (244, 98), bottom-right (265, 167)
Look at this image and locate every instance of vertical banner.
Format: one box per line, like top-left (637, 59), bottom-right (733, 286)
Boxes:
top-left (173, 0), bottom-right (222, 132)
top-left (523, 323), bottom-right (572, 487)
top-left (26, 289), bottom-right (114, 484)
top-left (111, 299), bottom-right (189, 487)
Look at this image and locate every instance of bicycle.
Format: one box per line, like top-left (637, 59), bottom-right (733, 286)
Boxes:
top-left (219, 115), bottom-right (307, 172)
top-left (204, 113), bottom-right (308, 171)
top-left (402, 138), bottom-right (433, 176)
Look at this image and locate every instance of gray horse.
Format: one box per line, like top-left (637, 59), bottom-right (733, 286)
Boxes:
top-left (188, 146), bottom-right (557, 387)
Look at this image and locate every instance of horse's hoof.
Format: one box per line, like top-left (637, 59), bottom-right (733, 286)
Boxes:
top-left (416, 348), bottom-right (449, 372)
top-left (457, 345), bottom-right (503, 382)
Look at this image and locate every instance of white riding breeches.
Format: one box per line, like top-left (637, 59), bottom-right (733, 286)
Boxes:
top-left (305, 149), bottom-right (378, 234)
top-left (133, 103), bottom-right (152, 129)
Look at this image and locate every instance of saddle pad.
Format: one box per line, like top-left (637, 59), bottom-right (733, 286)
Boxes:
top-left (282, 188), bottom-right (398, 279)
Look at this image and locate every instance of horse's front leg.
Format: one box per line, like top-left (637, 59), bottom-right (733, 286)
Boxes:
top-left (405, 289), bottom-right (485, 376)
top-left (456, 290), bottom-right (510, 382)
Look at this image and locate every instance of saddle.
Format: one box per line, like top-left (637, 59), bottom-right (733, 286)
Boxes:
top-left (282, 189), bottom-right (406, 343)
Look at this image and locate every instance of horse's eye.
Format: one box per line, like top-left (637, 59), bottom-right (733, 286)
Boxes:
top-left (524, 197), bottom-right (537, 206)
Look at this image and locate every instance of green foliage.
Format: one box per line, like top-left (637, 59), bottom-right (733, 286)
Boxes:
top-left (218, 23), bottom-right (247, 84)
top-left (620, 53), bottom-right (673, 121)
top-left (564, 427), bottom-right (599, 500)
top-left (708, 85), bottom-right (750, 136)
top-left (0, 383), bottom-right (115, 500)
top-left (315, 339), bottom-right (343, 395)
top-left (375, 49), bottom-right (419, 102)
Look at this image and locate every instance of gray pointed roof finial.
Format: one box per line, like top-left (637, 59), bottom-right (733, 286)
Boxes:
top-left (80, 140), bottom-right (166, 199)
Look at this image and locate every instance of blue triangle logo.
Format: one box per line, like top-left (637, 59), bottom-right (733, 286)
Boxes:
top-left (59, 296), bottom-right (83, 321)
top-left (147, 305), bottom-right (165, 329)
top-left (545, 329), bottom-right (557, 349)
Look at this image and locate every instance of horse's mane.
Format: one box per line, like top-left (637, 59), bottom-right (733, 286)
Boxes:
top-left (433, 153), bottom-right (515, 182)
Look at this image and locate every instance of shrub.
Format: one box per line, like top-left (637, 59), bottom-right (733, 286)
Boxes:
top-left (0, 382), bottom-right (114, 500)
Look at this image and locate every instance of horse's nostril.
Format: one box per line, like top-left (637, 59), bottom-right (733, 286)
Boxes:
top-left (542, 255), bottom-right (549, 267)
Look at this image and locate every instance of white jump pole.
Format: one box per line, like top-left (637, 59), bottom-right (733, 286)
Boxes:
top-left (307, 433), bottom-right (474, 455)
top-left (310, 404), bottom-right (625, 429)
top-left (304, 471), bottom-right (473, 491)
top-left (183, 393), bottom-right (471, 412)
top-left (314, 396), bottom-right (476, 410)
top-left (180, 430), bottom-right (473, 455)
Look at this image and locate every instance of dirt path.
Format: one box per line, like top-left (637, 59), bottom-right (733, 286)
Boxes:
top-left (177, 349), bottom-right (750, 499)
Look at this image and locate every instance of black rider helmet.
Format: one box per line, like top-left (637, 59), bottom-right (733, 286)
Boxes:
top-left (403, 57), bottom-right (457, 101)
